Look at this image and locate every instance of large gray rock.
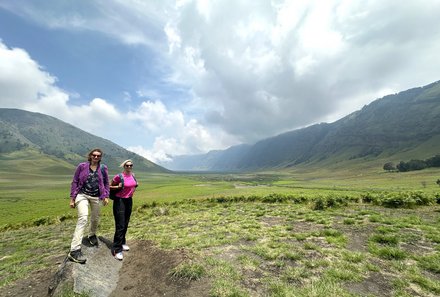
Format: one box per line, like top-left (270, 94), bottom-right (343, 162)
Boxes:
top-left (49, 237), bottom-right (122, 297)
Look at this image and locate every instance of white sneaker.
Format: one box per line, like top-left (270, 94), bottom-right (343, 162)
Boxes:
top-left (122, 244), bottom-right (130, 251)
top-left (114, 251), bottom-right (123, 260)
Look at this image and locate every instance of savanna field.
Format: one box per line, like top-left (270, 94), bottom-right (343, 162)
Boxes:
top-left (1, 166), bottom-right (440, 297)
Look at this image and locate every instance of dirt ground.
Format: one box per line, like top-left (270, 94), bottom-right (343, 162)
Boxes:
top-left (109, 241), bottom-right (210, 297)
top-left (0, 264), bottom-right (59, 297)
top-left (0, 241), bottom-right (211, 297)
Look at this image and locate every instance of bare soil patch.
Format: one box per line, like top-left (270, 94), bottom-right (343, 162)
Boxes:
top-left (0, 255), bottom-right (64, 297)
top-left (110, 240), bottom-right (211, 297)
top-left (345, 272), bottom-right (394, 296)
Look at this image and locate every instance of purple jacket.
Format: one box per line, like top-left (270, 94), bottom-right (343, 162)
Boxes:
top-left (70, 162), bottom-right (110, 200)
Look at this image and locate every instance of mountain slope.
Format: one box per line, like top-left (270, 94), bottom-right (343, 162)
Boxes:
top-left (164, 81), bottom-right (440, 171)
top-left (0, 108), bottom-right (169, 173)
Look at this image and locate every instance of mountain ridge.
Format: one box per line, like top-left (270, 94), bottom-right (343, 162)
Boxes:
top-left (164, 81), bottom-right (440, 171)
top-left (0, 108), bottom-right (169, 173)
top-left (2, 80), bottom-right (439, 173)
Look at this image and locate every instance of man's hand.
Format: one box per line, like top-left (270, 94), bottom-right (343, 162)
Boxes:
top-left (69, 198), bottom-right (75, 209)
top-left (103, 197), bottom-right (109, 206)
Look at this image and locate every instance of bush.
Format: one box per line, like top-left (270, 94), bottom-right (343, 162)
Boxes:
top-left (360, 192), bottom-right (375, 203)
top-left (208, 193), bottom-right (308, 204)
top-left (383, 162), bottom-right (396, 171)
top-left (380, 192), bottom-right (416, 208)
top-left (374, 191), bottom-right (434, 208)
top-left (411, 191), bottom-right (432, 205)
top-left (312, 195), bottom-right (348, 210)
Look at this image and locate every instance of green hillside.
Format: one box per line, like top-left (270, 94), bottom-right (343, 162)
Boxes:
top-left (0, 108), bottom-right (169, 173)
top-left (166, 81), bottom-right (440, 171)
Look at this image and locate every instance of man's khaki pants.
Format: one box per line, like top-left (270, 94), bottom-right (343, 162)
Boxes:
top-left (70, 193), bottom-right (101, 251)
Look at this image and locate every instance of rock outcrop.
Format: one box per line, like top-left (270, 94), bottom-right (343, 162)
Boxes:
top-left (49, 236), bottom-right (122, 297)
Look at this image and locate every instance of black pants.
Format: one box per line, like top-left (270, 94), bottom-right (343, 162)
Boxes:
top-left (112, 197), bottom-right (132, 253)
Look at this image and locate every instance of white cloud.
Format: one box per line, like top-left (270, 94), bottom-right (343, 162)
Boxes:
top-left (129, 100), bottom-right (184, 132)
top-left (2, 0), bottom-right (440, 161)
top-left (159, 0), bottom-right (440, 143)
top-left (0, 40), bottom-right (233, 163)
top-left (127, 144), bottom-right (171, 164)
top-left (127, 100), bottom-right (236, 162)
top-left (0, 40), bottom-right (121, 137)
top-left (0, 42), bottom-right (56, 107)
top-left (0, 0), bottom-right (169, 49)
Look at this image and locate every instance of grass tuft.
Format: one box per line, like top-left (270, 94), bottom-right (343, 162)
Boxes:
top-left (368, 243), bottom-right (407, 260)
top-left (418, 253), bottom-right (440, 274)
top-left (170, 261), bottom-right (206, 281)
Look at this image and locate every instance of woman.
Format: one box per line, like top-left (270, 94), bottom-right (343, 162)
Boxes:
top-left (68, 148), bottom-right (110, 264)
top-left (110, 159), bottom-right (138, 260)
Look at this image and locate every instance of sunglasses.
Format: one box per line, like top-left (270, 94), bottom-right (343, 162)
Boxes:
top-left (125, 164), bottom-right (133, 168)
top-left (91, 154), bottom-right (102, 158)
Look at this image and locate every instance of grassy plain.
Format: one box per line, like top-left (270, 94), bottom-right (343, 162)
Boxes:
top-left (1, 166), bottom-right (440, 296)
top-left (1, 166), bottom-right (439, 228)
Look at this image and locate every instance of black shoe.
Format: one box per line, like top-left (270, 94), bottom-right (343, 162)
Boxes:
top-left (68, 250), bottom-right (87, 264)
top-left (88, 235), bottom-right (98, 246)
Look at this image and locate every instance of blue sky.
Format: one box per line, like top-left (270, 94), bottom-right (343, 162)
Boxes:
top-left (1, 0), bottom-right (440, 167)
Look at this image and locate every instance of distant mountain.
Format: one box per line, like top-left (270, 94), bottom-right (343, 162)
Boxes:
top-left (0, 108), bottom-right (169, 173)
top-left (164, 81), bottom-right (440, 171)
top-left (169, 144), bottom-right (252, 171)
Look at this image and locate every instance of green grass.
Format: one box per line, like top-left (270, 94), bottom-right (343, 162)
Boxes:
top-left (1, 165), bottom-right (439, 229)
top-left (418, 253), bottom-right (440, 274)
top-left (170, 261), bottom-right (206, 280)
top-left (2, 196), bottom-right (440, 296)
top-left (1, 168), bottom-right (440, 296)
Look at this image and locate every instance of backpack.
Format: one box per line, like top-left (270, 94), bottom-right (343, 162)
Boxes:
top-left (109, 173), bottom-right (138, 200)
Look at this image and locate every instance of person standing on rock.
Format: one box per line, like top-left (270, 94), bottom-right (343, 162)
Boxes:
top-left (68, 148), bottom-right (110, 264)
top-left (110, 159), bottom-right (138, 260)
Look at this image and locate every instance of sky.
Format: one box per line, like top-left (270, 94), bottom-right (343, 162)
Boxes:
top-left (1, 0), bottom-right (440, 167)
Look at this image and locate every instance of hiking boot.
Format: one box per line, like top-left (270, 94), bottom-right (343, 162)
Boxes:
top-left (88, 234), bottom-right (98, 246)
top-left (122, 244), bottom-right (130, 251)
top-left (112, 250), bottom-right (123, 261)
top-left (68, 250), bottom-right (87, 264)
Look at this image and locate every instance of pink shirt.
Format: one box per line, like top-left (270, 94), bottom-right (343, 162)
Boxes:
top-left (113, 173), bottom-right (137, 198)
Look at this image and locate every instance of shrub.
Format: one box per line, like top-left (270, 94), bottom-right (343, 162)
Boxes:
top-left (360, 192), bottom-right (375, 203)
top-left (383, 162), bottom-right (396, 171)
top-left (261, 193), bottom-right (289, 203)
top-left (207, 193), bottom-right (309, 204)
top-left (312, 195), bottom-right (348, 210)
top-left (375, 191), bottom-right (434, 208)
top-left (379, 192), bottom-right (415, 208)
top-left (313, 196), bottom-right (327, 210)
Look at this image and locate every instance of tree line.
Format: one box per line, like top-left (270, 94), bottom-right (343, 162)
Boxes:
top-left (383, 154), bottom-right (440, 172)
